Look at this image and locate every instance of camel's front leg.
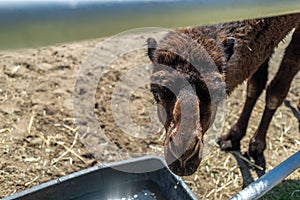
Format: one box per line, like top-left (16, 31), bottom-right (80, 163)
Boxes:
top-left (248, 27), bottom-right (300, 173)
top-left (218, 59), bottom-right (269, 151)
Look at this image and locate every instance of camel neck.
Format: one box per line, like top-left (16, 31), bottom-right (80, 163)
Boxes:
top-left (223, 13), bottom-right (300, 94)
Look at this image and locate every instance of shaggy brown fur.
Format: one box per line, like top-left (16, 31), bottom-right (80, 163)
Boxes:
top-left (147, 13), bottom-right (300, 176)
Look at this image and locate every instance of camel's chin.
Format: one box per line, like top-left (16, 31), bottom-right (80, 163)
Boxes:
top-left (165, 142), bottom-right (203, 176)
top-left (168, 158), bottom-right (200, 176)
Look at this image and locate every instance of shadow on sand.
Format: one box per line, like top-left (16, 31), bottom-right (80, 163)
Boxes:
top-left (284, 100), bottom-right (300, 132)
top-left (229, 151), bottom-right (265, 188)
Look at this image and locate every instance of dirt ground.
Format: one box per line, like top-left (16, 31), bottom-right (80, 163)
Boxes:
top-left (0, 30), bottom-right (299, 200)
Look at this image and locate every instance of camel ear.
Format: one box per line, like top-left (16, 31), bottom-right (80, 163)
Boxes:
top-left (222, 37), bottom-right (235, 62)
top-left (147, 37), bottom-right (157, 62)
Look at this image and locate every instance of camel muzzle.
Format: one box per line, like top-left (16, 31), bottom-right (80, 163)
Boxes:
top-left (165, 139), bottom-right (203, 176)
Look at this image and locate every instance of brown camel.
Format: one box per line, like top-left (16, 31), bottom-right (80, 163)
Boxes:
top-left (147, 13), bottom-right (300, 176)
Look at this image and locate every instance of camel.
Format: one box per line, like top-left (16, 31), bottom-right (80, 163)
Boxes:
top-left (147, 13), bottom-right (300, 176)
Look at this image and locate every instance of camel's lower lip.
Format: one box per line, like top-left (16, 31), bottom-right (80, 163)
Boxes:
top-left (165, 140), bottom-right (203, 176)
top-left (168, 153), bottom-right (201, 176)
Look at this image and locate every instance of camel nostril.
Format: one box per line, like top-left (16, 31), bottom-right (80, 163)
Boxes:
top-left (188, 166), bottom-right (193, 172)
top-left (167, 139), bottom-right (182, 162)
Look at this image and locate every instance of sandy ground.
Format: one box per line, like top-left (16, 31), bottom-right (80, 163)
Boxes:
top-left (0, 30), bottom-right (299, 200)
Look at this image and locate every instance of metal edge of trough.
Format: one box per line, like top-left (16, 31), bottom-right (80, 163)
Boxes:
top-left (0, 0), bottom-right (300, 50)
top-left (3, 155), bottom-right (198, 200)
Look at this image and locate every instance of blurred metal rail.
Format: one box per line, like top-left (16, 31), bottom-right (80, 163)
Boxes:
top-left (0, 0), bottom-right (299, 50)
top-left (231, 150), bottom-right (300, 200)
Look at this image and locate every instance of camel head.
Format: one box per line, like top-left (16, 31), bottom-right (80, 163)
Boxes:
top-left (147, 33), bottom-right (226, 176)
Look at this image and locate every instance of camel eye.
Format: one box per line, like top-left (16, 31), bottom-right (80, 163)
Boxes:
top-left (151, 88), bottom-right (160, 102)
top-left (151, 85), bottom-right (175, 103)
